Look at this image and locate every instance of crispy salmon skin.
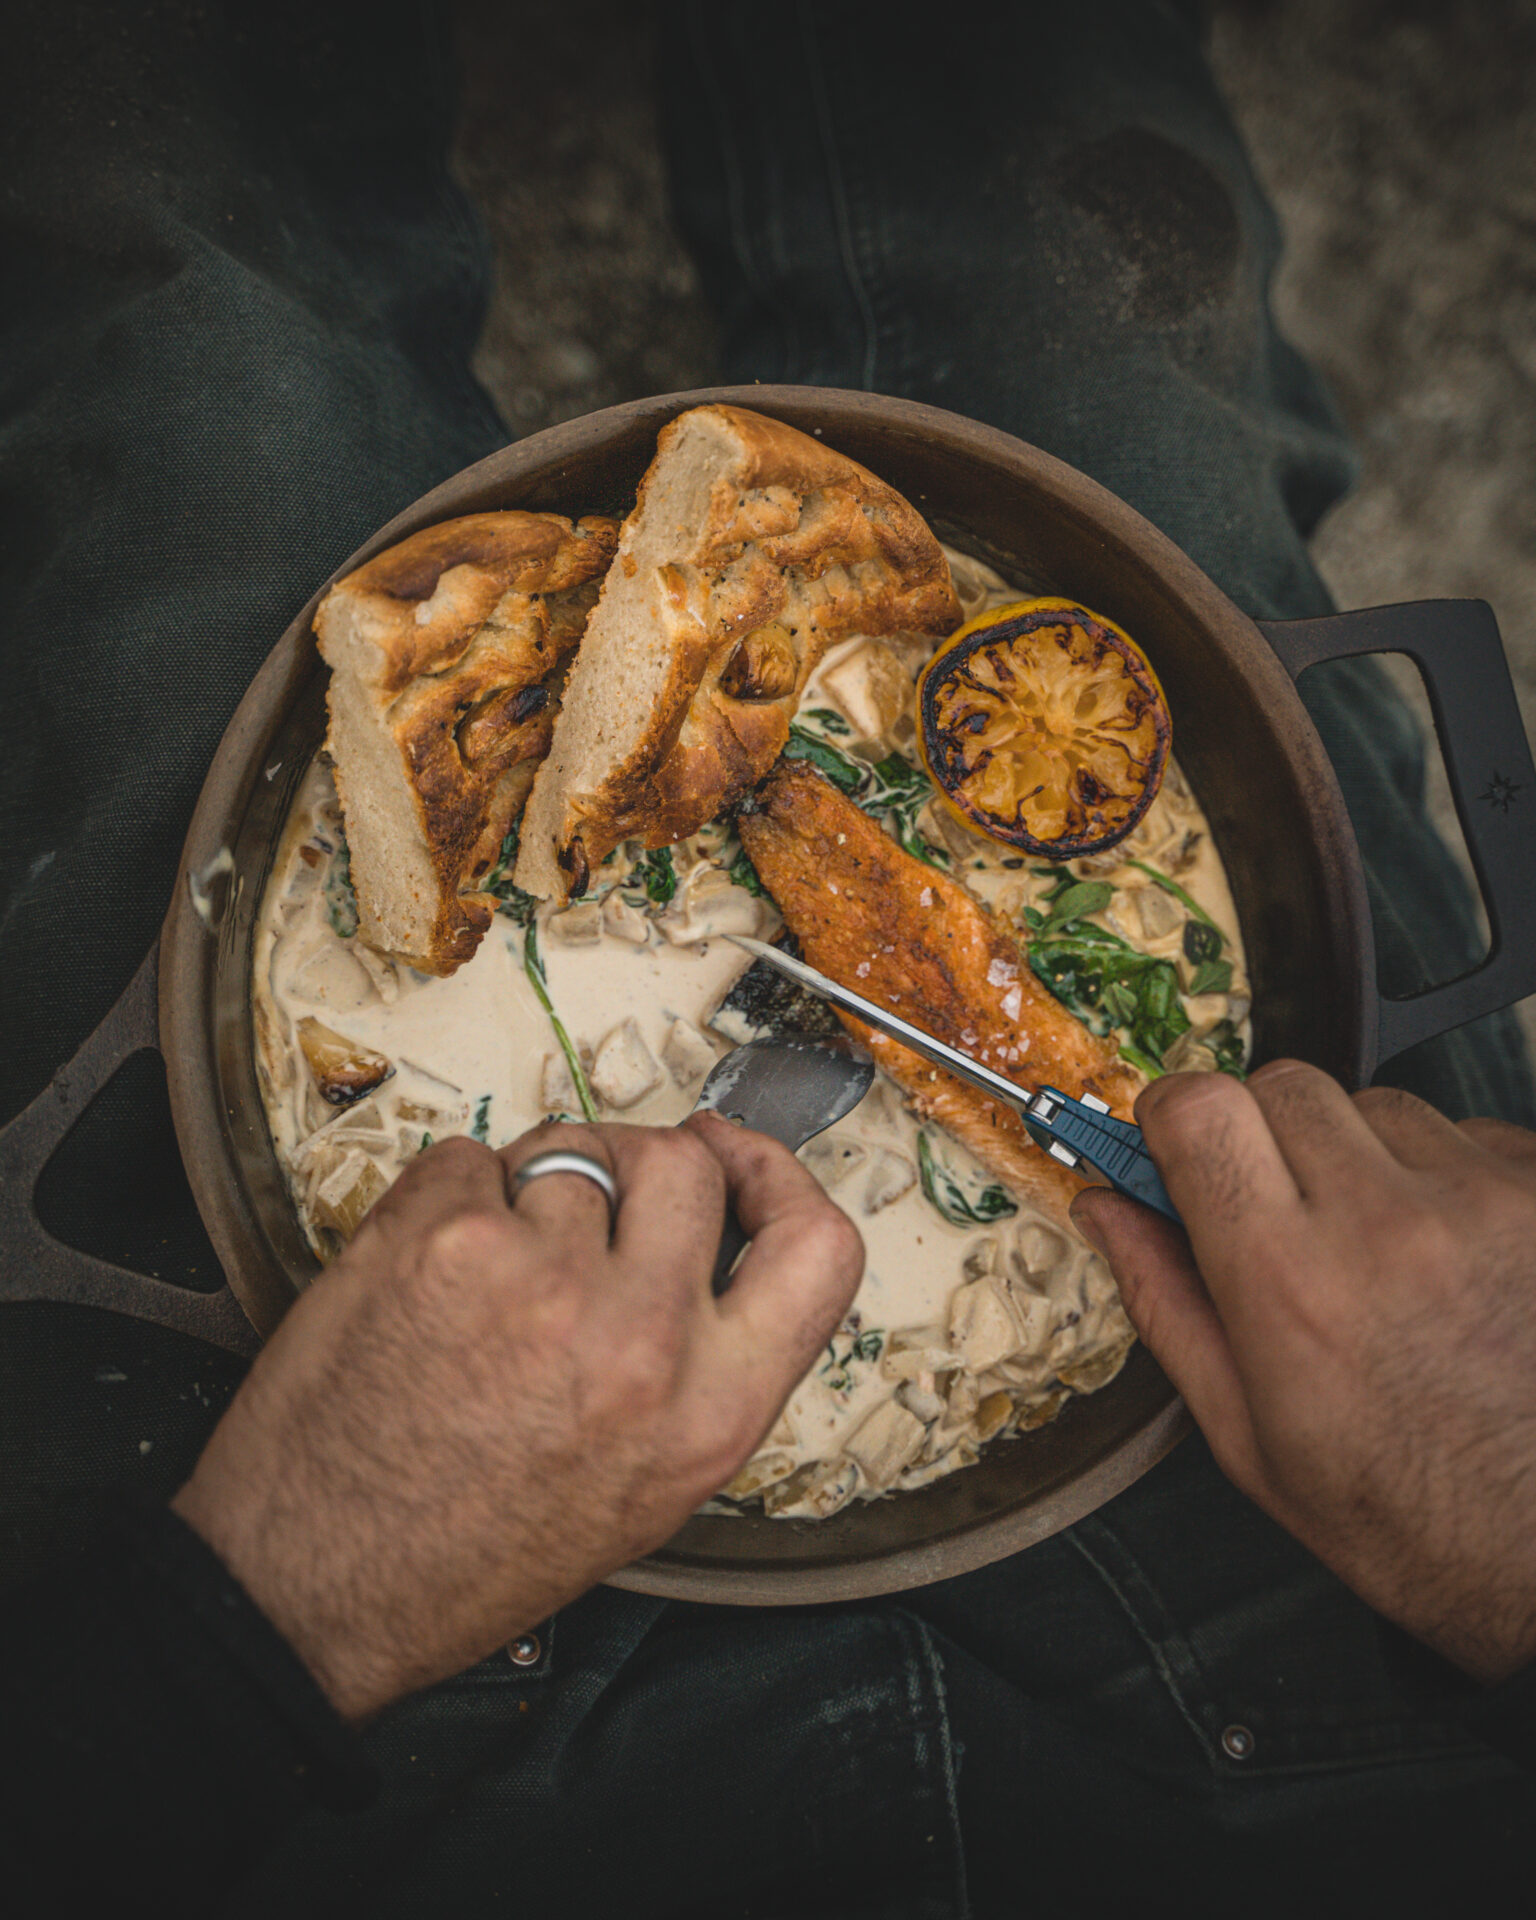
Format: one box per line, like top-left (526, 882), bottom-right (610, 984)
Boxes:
top-left (738, 762), bottom-right (1142, 1222)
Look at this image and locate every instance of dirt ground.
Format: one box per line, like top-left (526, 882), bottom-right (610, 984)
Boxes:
top-left (452, 0), bottom-right (1536, 1053)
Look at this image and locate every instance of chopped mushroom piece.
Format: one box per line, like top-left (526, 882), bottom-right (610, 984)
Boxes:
top-left (602, 893), bottom-right (651, 945)
top-left (721, 1451), bottom-right (799, 1500)
top-left (661, 1016), bottom-right (717, 1087)
top-left (590, 1019), bottom-right (664, 1110)
top-left (899, 1438), bottom-right (980, 1489)
top-left (658, 867), bottom-right (764, 946)
top-left (351, 940), bottom-right (400, 1003)
top-left (800, 1135), bottom-right (868, 1191)
top-left (948, 1275), bottom-right (1030, 1372)
top-left (296, 1017), bottom-right (394, 1106)
top-left (1012, 1222), bottom-right (1070, 1282)
top-left (862, 1147), bottom-right (916, 1215)
top-left (881, 1342), bottom-right (964, 1382)
top-left (818, 639), bottom-right (913, 745)
top-left (896, 1379), bottom-right (947, 1424)
top-left (1131, 885), bottom-right (1184, 941)
top-left (764, 1457), bottom-right (862, 1520)
top-left (547, 900), bottom-right (603, 945)
top-left (1003, 1279), bottom-right (1055, 1352)
top-left (541, 1050), bottom-right (580, 1114)
top-left (309, 1149), bottom-right (389, 1241)
top-left (1013, 1388), bottom-right (1071, 1431)
top-left (1057, 1330), bottom-right (1136, 1394)
top-left (1161, 1030), bottom-right (1220, 1074)
top-left (973, 1390), bottom-right (1015, 1443)
top-left (842, 1399), bottom-right (927, 1490)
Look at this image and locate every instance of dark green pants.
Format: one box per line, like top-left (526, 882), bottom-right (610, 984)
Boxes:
top-left (2, 2), bottom-right (1531, 1912)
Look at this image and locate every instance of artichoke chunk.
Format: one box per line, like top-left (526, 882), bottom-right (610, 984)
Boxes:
top-left (721, 1451), bottom-right (799, 1501)
top-left (297, 1017), bottom-right (394, 1106)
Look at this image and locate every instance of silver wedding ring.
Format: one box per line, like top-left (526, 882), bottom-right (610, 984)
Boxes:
top-left (512, 1148), bottom-right (619, 1234)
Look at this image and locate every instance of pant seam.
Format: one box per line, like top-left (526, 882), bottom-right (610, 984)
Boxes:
top-left (902, 1612), bottom-right (971, 1920)
top-left (1064, 1525), bottom-right (1221, 1768)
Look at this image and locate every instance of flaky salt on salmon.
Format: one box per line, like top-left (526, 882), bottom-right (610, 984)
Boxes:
top-left (738, 762), bottom-right (1142, 1223)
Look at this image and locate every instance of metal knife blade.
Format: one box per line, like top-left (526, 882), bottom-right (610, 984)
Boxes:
top-left (727, 936), bottom-right (1182, 1224)
top-left (727, 935), bottom-right (1037, 1112)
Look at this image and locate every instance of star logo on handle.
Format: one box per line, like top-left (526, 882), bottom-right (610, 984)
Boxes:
top-left (1479, 771), bottom-right (1524, 813)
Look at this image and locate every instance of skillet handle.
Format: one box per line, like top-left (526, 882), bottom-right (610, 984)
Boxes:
top-left (1257, 600), bottom-right (1536, 1069)
top-left (0, 943), bottom-right (262, 1357)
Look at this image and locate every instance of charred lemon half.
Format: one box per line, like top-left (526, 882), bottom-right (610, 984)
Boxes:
top-left (917, 597), bottom-right (1170, 857)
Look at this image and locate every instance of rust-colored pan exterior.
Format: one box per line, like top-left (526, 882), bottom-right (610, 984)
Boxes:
top-left (6, 387), bottom-right (1534, 1605)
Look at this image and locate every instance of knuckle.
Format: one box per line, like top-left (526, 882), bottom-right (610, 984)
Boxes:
top-left (1137, 1070), bottom-right (1241, 1150)
top-left (420, 1208), bottom-right (517, 1281)
top-left (1353, 1084), bottom-right (1431, 1129)
top-left (663, 1125), bottom-right (723, 1189)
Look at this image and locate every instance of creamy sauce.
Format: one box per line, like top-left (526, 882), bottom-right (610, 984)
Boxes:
top-left (252, 550), bottom-right (1250, 1520)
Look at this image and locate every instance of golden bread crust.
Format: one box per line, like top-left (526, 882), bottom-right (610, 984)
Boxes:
top-left (516, 406), bottom-right (961, 900)
top-left (316, 510), bottom-right (618, 972)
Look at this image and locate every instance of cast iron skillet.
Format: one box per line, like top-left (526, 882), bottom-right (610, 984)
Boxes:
top-left (4, 387), bottom-right (1534, 1605)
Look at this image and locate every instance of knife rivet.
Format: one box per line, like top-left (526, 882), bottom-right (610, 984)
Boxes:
top-left (1220, 1724), bottom-right (1255, 1761)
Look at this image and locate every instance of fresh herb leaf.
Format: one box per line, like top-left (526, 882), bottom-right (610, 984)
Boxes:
top-left (1186, 958), bottom-right (1233, 997)
top-left (633, 846), bottom-right (677, 904)
top-left (1022, 904), bottom-right (1045, 929)
top-left (1205, 1019), bottom-right (1248, 1078)
top-left (801, 706), bottom-right (853, 735)
top-left (863, 752), bottom-right (949, 871)
top-left (917, 1132), bottom-right (1019, 1228)
top-left (784, 725), bottom-right (866, 792)
top-left (471, 1096), bottom-right (491, 1143)
top-left (1031, 864), bottom-right (1078, 902)
top-left (523, 921), bottom-right (599, 1121)
top-left (1028, 937), bottom-right (1190, 1069)
top-left (1117, 1040), bottom-right (1164, 1079)
top-left (819, 1326), bottom-right (886, 1396)
top-left (418, 1132), bottom-right (434, 1152)
top-left (783, 732), bottom-right (950, 870)
top-left (1126, 858), bottom-right (1217, 929)
top-left (1037, 880), bottom-right (1114, 937)
top-left (324, 842), bottom-right (359, 939)
top-left (728, 847), bottom-right (765, 897)
top-left (1182, 919), bottom-right (1224, 964)
top-left (486, 824), bottom-right (538, 925)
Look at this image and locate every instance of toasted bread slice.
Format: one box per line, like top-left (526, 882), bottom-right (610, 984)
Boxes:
top-left (514, 405), bottom-right (960, 900)
top-left (316, 510), bottom-right (618, 974)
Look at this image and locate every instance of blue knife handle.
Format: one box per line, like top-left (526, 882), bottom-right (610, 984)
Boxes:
top-left (1030, 1088), bottom-right (1183, 1225)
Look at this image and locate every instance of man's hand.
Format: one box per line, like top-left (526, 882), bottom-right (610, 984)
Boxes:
top-left (173, 1116), bottom-right (863, 1721)
top-left (1072, 1062), bottom-right (1536, 1684)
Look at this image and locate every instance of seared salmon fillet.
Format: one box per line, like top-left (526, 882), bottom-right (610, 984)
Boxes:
top-left (738, 762), bottom-right (1142, 1222)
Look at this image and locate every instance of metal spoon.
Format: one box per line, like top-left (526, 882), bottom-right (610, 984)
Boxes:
top-left (690, 1033), bottom-right (875, 1292)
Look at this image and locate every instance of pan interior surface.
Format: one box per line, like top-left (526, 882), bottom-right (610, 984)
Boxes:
top-left (177, 387), bottom-right (1362, 1602)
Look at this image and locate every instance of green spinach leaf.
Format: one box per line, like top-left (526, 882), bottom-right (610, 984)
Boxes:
top-left (323, 842), bottom-right (359, 939)
top-left (917, 1132), bottom-right (1019, 1228)
top-left (1186, 958), bottom-right (1233, 997)
top-left (633, 847), bottom-right (677, 904)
